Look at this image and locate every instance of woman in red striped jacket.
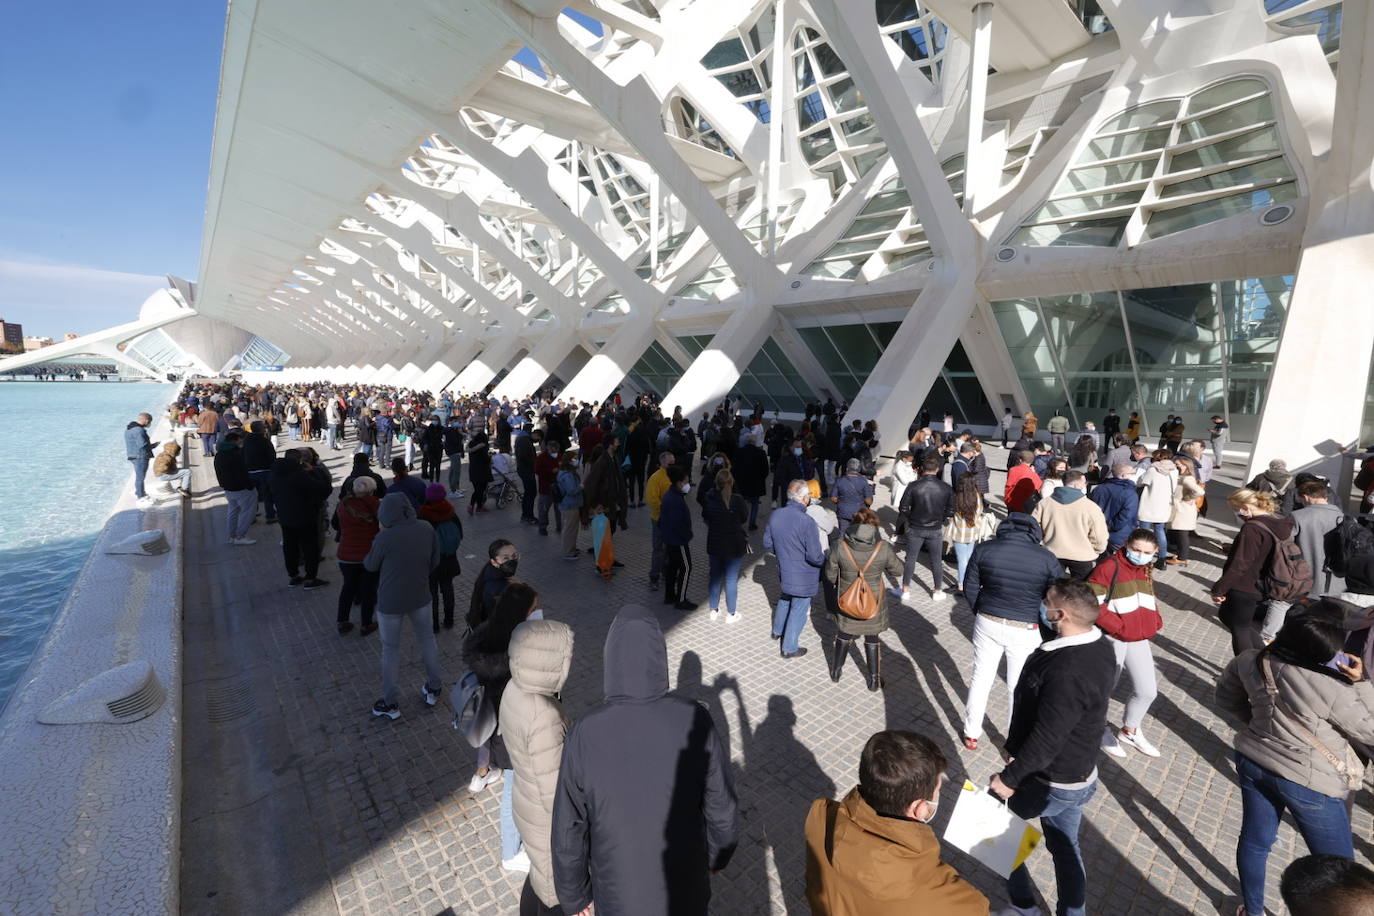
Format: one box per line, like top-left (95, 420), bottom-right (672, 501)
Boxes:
top-left (1088, 528), bottom-right (1166, 759)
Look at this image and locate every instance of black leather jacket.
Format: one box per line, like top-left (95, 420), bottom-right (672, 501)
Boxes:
top-left (897, 475), bottom-right (954, 530)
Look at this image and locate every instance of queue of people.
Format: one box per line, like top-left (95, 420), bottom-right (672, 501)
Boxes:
top-left (127, 380), bottom-right (1374, 916)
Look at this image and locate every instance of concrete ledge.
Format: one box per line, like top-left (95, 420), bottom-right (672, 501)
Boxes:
top-left (0, 416), bottom-right (185, 915)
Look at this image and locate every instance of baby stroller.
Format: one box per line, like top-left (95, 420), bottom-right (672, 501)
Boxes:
top-left (488, 453), bottom-right (523, 509)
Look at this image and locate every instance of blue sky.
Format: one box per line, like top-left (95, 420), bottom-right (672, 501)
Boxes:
top-left (0, 2), bottom-right (224, 336)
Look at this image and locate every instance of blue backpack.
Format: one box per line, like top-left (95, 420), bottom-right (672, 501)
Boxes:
top-left (434, 517), bottom-right (462, 556)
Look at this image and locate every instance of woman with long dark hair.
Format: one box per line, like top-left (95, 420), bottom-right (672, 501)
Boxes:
top-left (1217, 603), bottom-right (1374, 916)
top-left (943, 474), bottom-right (993, 592)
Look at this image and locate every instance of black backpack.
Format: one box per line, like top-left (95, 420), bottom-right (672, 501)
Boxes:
top-left (1325, 516), bottom-right (1374, 577)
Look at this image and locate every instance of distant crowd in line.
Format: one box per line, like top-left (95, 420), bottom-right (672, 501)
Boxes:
top-left (120, 379), bottom-right (1374, 916)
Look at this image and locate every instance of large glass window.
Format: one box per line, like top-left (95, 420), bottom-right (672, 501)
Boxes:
top-left (627, 340), bottom-right (684, 396)
top-left (1264, 0), bottom-right (1342, 71)
top-left (875, 0), bottom-right (948, 83)
top-left (674, 335), bottom-right (819, 414)
top-left (989, 275), bottom-right (1293, 429)
top-left (702, 11), bottom-right (775, 122)
top-left (790, 26), bottom-right (888, 189)
top-left (1011, 77), bottom-right (1298, 247)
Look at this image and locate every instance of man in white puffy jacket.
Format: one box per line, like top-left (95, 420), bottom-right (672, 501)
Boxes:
top-left (501, 619), bottom-right (575, 916)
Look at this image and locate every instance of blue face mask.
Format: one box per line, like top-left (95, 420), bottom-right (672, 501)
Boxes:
top-left (1039, 602), bottom-right (1054, 629)
top-left (792, 448), bottom-right (802, 456)
top-left (1125, 549), bottom-right (1154, 567)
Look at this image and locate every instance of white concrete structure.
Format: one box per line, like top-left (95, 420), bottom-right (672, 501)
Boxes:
top-left (70, 0), bottom-right (1373, 479)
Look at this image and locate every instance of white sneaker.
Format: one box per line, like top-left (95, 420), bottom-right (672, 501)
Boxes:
top-left (231, 536), bottom-right (257, 546)
top-left (933, 590), bottom-right (948, 601)
top-left (890, 587), bottom-right (910, 601)
top-left (502, 849), bottom-right (530, 872)
top-left (709, 608), bottom-right (720, 621)
top-left (468, 769), bottom-right (502, 792)
top-left (1101, 725), bottom-right (1127, 759)
top-left (1118, 728), bottom-right (1162, 758)
top-left (136, 497), bottom-right (156, 510)
top-left (725, 611), bottom-right (741, 624)
top-left (421, 683), bottom-right (441, 707)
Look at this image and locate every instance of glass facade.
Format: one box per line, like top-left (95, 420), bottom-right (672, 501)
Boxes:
top-left (875, 0), bottom-right (948, 83)
top-left (675, 335), bottom-right (818, 414)
top-left (989, 275), bottom-right (1292, 432)
top-left (1264, 0), bottom-right (1342, 71)
top-left (627, 340), bottom-right (684, 397)
top-left (1011, 77), bottom-right (1298, 247)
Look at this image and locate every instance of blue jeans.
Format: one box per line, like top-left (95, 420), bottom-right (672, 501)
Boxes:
top-left (501, 768), bottom-right (522, 860)
top-left (199, 432), bottom-right (219, 455)
top-left (772, 593), bottom-right (812, 654)
top-left (1236, 752), bottom-right (1353, 915)
top-left (746, 497), bottom-right (760, 527)
top-left (1138, 520), bottom-right (1169, 559)
top-left (130, 455), bottom-right (149, 499)
top-left (708, 555), bottom-right (744, 615)
top-left (1007, 779), bottom-right (1097, 916)
top-left (953, 541), bottom-right (975, 588)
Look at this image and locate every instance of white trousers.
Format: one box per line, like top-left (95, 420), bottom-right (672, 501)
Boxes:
top-left (962, 615), bottom-right (1043, 741)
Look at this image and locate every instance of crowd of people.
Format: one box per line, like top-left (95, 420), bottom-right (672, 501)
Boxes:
top-left (123, 381), bottom-right (1374, 916)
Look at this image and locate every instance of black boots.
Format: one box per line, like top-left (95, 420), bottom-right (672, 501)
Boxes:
top-left (830, 637), bottom-right (852, 683)
top-left (864, 640), bottom-right (883, 692)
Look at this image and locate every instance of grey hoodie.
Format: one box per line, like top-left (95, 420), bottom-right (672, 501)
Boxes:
top-left (363, 493), bottom-right (439, 614)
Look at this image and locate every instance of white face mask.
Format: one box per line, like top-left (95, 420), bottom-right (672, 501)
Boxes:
top-left (528, 608), bottom-right (544, 621)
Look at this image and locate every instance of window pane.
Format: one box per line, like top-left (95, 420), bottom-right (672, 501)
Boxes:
top-left (880, 247), bottom-right (932, 274)
top-left (1167, 126), bottom-right (1281, 173)
top-left (1142, 182), bottom-right (1297, 239)
top-left (1057, 159), bottom-right (1154, 193)
top-left (703, 39), bottom-right (748, 70)
top-left (840, 112), bottom-right (880, 145)
top-left (826, 323), bottom-right (885, 372)
top-left (1010, 215), bottom-right (1130, 247)
top-left (1084, 127), bottom-right (1171, 161)
top-left (844, 213), bottom-right (905, 238)
top-left (1187, 78), bottom-right (1268, 114)
top-left (1033, 189), bottom-right (1144, 220)
top-left (798, 92), bottom-right (826, 129)
top-left (813, 43), bottom-right (848, 78)
top-left (861, 188), bottom-right (912, 214)
top-left (717, 68), bottom-right (763, 98)
top-left (877, 0), bottom-right (919, 28)
top-left (802, 257), bottom-right (865, 279)
top-left (1157, 156), bottom-right (1293, 198)
top-left (800, 127), bottom-right (837, 163)
top-left (1179, 96), bottom-right (1274, 142)
top-left (1098, 100), bottom-right (1181, 132)
top-left (828, 78), bottom-right (863, 113)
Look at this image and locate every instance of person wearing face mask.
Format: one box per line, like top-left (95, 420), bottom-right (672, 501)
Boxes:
top-left (1212, 489), bottom-right (1299, 655)
top-left (695, 452), bottom-right (732, 512)
top-left (989, 579), bottom-right (1115, 916)
top-left (1089, 530), bottom-right (1166, 759)
top-left (533, 440), bottom-right (563, 537)
top-left (556, 452), bottom-right (585, 561)
top-left (774, 439), bottom-right (814, 509)
top-left (468, 539), bottom-right (519, 632)
top-left (659, 466), bottom-right (698, 611)
top-left (804, 730), bottom-right (988, 915)
top-left (645, 452), bottom-right (676, 589)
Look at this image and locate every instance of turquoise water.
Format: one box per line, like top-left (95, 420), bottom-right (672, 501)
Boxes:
top-left (0, 380), bottom-right (177, 712)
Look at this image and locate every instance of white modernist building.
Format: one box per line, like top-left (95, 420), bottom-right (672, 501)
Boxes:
top-left (80, 0), bottom-right (1374, 478)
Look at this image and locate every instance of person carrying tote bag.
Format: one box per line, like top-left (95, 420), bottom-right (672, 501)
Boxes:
top-left (823, 508), bottom-right (904, 691)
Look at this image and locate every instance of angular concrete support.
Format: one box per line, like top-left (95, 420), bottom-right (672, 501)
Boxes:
top-left (559, 314), bottom-right (657, 406)
top-left (417, 340), bottom-right (481, 395)
top-left (848, 264), bottom-right (979, 458)
top-left (1249, 0), bottom-right (1374, 479)
top-left (490, 332), bottom-right (579, 401)
top-left (450, 334), bottom-right (525, 394)
top-left (661, 298), bottom-right (775, 418)
top-left (394, 342), bottom-right (446, 388)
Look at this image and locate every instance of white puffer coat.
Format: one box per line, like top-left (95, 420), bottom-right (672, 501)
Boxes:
top-left (500, 619), bottom-right (574, 908)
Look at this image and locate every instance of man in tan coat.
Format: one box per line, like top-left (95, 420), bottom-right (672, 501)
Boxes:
top-left (805, 730), bottom-right (988, 916)
top-left (1032, 470), bottom-right (1108, 580)
top-left (197, 404), bottom-right (222, 457)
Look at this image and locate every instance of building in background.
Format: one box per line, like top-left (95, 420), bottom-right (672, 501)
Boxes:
top-left (0, 319), bottom-right (23, 354)
top-left (22, 337), bottom-right (54, 351)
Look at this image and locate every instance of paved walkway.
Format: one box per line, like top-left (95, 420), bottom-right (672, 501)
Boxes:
top-left (177, 440), bottom-right (1372, 915)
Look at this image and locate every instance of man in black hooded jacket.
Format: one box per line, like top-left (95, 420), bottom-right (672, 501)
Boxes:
top-left (552, 604), bottom-right (738, 915)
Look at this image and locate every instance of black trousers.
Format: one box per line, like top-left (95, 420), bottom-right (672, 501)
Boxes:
top-left (429, 554), bottom-right (460, 627)
top-left (1170, 529), bottom-right (1192, 562)
top-left (1062, 558), bottom-right (1096, 581)
top-left (519, 878), bottom-right (561, 916)
top-left (338, 562), bottom-right (377, 625)
top-left (664, 544), bottom-right (692, 603)
top-left (520, 471), bottom-right (537, 520)
top-left (1219, 589), bottom-right (1264, 655)
top-left (281, 523), bottom-right (321, 579)
top-left (421, 447), bottom-right (443, 481)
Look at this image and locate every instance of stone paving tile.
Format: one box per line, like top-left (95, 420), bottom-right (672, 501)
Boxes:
top-left (185, 441), bottom-right (1374, 915)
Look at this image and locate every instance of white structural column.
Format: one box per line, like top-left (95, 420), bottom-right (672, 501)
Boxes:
top-left (807, 0), bottom-right (980, 457)
top-left (450, 333), bottom-right (526, 393)
top-left (661, 291), bottom-right (778, 416)
top-left (963, 3), bottom-right (992, 215)
top-left (490, 330), bottom-right (578, 401)
top-left (416, 339), bottom-right (483, 395)
top-left (1249, 1), bottom-right (1374, 479)
top-left (559, 312), bottom-right (656, 405)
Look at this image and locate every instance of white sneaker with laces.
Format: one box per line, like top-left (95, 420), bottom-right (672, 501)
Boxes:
top-left (421, 684), bottom-right (441, 707)
top-left (933, 590), bottom-right (948, 601)
top-left (709, 608), bottom-right (720, 621)
top-left (468, 768), bottom-right (502, 792)
top-left (502, 849), bottom-right (531, 872)
top-left (1101, 725), bottom-right (1127, 758)
top-left (1118, 728), bottom-right (1162, 758)
top-left (725, 612), bottom-right (741, 624)
top-left (231, 536), bottom-right (257, 546)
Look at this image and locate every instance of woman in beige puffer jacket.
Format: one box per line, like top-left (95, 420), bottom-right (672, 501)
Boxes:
top-left (500, 619), bottom-right (575, 915)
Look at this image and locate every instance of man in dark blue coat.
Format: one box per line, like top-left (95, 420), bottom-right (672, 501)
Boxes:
top-left (553, 604), bottom-right (738, 916)
top-left (763, 478), bottom-right (825, 658)
top-left (1090, 463), bottom-right (1141, 553)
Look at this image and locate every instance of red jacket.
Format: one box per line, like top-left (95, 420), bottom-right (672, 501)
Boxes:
top-left (534, 452), bottom-right (561, 495)
top-left (336, 495), bottom-right (380, 563)
top-left (1004, 465), bottom-right (1042, 513)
